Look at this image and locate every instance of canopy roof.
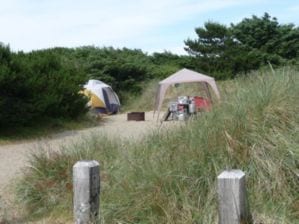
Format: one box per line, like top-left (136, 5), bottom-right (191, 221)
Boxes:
top-left (154, 68), bottom-right (220, 116)
top-left (84, 79), bottom-right (110, 89)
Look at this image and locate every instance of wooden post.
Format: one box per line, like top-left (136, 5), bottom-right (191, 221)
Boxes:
top-left (73, 160), bottom-right (100, 224)
top-left (217, 170), bottom-right (251, 224)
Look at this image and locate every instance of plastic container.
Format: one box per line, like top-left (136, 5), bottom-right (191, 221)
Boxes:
top-left (178, 96), bottom-right (189, 104)
top-left (188, 101), bottom-right (196, 114)
top-left (194, 96), bottom-right (211, 111)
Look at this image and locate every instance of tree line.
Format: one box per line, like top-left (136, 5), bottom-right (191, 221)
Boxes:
top-left (0, 13), bottom-right (298, 130)
top-left (185, 13), bottom-right (299, 78)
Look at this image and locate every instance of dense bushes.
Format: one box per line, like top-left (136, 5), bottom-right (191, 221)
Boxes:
top-left (77, 47), bottom-right (154, 96)
top-left (0, 44), bottom-right (87, 129)
top-left (47, 47), bottom-right (190, 104)
top-left (0, 45), bottom-right (187, 130)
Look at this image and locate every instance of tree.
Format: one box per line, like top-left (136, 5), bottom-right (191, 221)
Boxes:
top-left (185, 22), bottom-right (230, 57)
top-left (231, 12), bottom-right (299, 60)
top-left (184, 13), bottom-right (299, 78)
top-left (150, 51), bottom-right (193, 78)
top-left (184, 22), bottom-right (250, 78)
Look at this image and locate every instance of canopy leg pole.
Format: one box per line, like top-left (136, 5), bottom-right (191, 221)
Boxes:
top-left (205, 83), bottom-right (213, 104)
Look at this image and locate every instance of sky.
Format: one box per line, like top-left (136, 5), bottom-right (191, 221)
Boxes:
top-left (1, 0), bottom-right (298, 55)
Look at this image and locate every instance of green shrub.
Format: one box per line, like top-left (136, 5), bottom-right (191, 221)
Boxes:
top-left (0, 45), bottom-right (87, 129)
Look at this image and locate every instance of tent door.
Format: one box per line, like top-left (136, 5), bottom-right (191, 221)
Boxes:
top-left (102, 88), bottom-right (120, 114)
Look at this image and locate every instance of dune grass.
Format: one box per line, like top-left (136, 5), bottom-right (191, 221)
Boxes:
top-left (16, 67), bottom-right (299, 223)
top-left (121, 79), bottom-right (159, 112)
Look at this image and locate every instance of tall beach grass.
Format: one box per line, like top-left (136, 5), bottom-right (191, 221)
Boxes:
top-left (17, 67), bottom-right (299, 223)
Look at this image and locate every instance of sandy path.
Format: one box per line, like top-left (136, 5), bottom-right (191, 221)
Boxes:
top-left (0, 112), bottom-right (163, 203)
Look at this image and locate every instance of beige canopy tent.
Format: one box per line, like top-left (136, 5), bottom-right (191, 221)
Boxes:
top-left (154, 68), bottom-right (220, 117)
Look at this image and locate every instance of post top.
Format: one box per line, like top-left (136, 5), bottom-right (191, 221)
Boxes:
top-left (218, 169), bottom-right (245, 179)
top-left (73, 160), bottom-right (99, 168)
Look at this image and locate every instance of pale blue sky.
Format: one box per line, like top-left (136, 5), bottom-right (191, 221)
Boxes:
top-left (1, 0), bottom-right (298, 55)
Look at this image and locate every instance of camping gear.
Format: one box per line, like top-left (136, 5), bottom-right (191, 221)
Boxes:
top-left (177, 102), bottom-right (189, 120)
top-left (83, 80), bottom-right (120, 114)
top-left (194, 96), bottom-right (211, 111)
top-left (169, 102), bottom-right (178, 112)
top-left (178, 96), bottom-right (189, 104)
top-left (188, 98), bottom-right (196, 114)
top-left (154, 68), bottom-right (220, 119)
top-left (163, 96), bottom-right (198, 121)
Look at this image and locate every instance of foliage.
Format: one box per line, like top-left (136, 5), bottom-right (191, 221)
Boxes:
top-left (185, 22), bottom-right (242, 79)
top-left (74, 47), bottom-right (153, 93)
top-left (185, 13), bottom-right (299, 79)
top-left (232, 13), bottom-right (299, 60)
top-left (150, 51), bottom-right (193, 78)
top-left (49, 47), bottom-right (192, 105)
top-left (0, 44), bottom-right (87, 129)
top-left (16, 67), bottom-right (299, 223)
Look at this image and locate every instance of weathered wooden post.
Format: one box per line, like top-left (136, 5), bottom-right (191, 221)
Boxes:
top-left (217, 169), bottom-right (251, 224)
top-left (73, 160), bottom-right (100, 224)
